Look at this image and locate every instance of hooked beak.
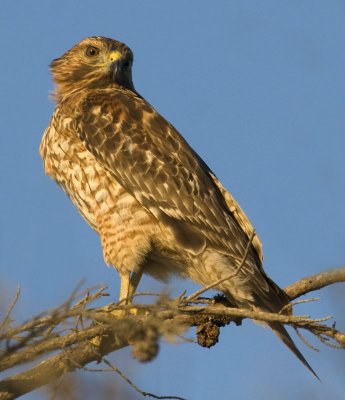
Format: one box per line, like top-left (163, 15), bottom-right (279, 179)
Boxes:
top-left (106, 49), bottom-right (135, 92)
top-left (108, 50), bottom-right (123, 80)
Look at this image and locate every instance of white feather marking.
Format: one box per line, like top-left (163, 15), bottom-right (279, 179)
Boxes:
top-left (95, 188), bottom-right (109, 202)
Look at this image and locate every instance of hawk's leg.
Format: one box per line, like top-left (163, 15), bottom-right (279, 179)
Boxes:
top-left (119, 268), bottom-right (143, 304)
top-left (119, 272), bottom-right (130, 304)
top-left (128, 269), bottom-right (143, 299)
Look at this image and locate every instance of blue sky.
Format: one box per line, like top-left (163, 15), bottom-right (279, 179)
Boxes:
top-left (1, 1), bottom-right (345, 399)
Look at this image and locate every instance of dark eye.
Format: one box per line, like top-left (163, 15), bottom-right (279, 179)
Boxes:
top-left (85, 46), bottom-right (100, 58)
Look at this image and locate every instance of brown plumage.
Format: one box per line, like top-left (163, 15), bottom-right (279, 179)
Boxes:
top-left (40, 36), bottom-right (317, 377)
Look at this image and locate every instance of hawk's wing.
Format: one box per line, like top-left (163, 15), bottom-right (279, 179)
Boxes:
top-left (210, 174), bottom-right (263, 263)
top-left (73, 89), bottom-right (261, 263)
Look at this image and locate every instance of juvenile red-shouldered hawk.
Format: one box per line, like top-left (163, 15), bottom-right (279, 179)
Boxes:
top-left (40, 36), bottom-right (316, 376)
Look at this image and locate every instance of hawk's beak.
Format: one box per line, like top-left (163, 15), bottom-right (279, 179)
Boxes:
top-left (108, 51), bottom-right (123, 79)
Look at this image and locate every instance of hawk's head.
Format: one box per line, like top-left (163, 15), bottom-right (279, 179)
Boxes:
top-left (50, 36), bottom-right (135, 100)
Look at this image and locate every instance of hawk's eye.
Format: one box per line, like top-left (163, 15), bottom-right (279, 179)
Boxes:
top-left (85, 46), bottom-right (100, 58)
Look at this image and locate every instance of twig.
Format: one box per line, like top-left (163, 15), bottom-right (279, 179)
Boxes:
top-left (186, 230), bottom-right (255, 301)
top-left (317, 334), bottom-right (344, 349)
top-left (279, 297), bottom-right (320, 314)
top-left (0, 285), bottom-right (107, 342)
top-left (176, 334), bottom-right (197, 344)
top-left (294, 328), bottom-right (320, 352)
top-left (0, 287), bottom-right (21, 332)
top-left (132, 292), bottom-right (163, 299)
top-left (72, 285), bottom-right (108, 308)
top-left (84, 358), bottom-right (188, 400)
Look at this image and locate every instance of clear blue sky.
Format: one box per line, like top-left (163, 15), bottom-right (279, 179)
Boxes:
top-left (1, 1), bottom-right (345, 399)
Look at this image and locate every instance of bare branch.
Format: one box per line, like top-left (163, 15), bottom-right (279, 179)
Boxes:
top-left (0, 266), bottom-right (345, 399)
top-left (0, 323), bottom-right (129, 399)
top-left (285, 267), bottom-right (345, 300)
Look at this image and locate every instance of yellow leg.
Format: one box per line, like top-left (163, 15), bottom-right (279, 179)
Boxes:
top-left (128, 269), bottom-right (143, 299)
top-left (119, 271), bottom-right (131, 304)
top-left (119, 269), bottom-right (143, 305)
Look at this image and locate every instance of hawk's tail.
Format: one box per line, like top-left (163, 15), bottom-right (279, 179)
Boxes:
top-left (267, 321), bottom-right (319, 380)
top-left (263, 278), bottom-right (320, 379)
top-left (247, 274), bottom-right (319, 379)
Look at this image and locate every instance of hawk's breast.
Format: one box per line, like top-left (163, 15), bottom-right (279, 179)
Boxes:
top-left (40, 111), bottom-right (122, 230)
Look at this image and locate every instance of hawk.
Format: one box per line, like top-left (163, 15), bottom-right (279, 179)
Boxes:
top-left (40, 36), bottom-right (316, 376)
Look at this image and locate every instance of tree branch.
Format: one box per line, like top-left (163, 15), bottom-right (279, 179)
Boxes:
top-left (0, 267), bottom-right (344, 399)
top-left (284, 267), bottom-right (345, 300)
